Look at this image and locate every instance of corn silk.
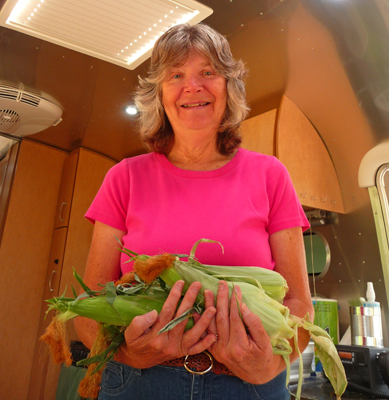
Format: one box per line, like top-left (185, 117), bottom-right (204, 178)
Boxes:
top-left (41, 239), bottom-right (347, 400)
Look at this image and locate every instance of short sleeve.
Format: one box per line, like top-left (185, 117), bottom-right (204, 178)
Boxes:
top-left (85, 159), bottom-right (129, 232)
top-left (266, 158), bottom-right (309, 235)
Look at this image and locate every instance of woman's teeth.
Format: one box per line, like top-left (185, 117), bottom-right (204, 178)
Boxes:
top-left (182, 102), bottom-right (208, 108)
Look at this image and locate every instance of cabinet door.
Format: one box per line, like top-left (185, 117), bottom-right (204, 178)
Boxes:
top-left (0, 143), bottom-right (19, 245)
top-left (27, 227), bottom-right (68, 400)
top-left (54, 152), bottom-right (79, 229)
top-left (276, 96), bottom-right (345, 213)
top-left (0, 140), bottom-right (67, 400)
top-left (59, 148), bottom-right (116, 340)
top-left (240, 109), bottom-right (277, 156)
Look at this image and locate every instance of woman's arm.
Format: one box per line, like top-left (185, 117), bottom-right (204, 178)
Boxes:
top-left (270, 226), bottom-right (314, 363)
top-left (74, 221), bottom-right (125, 349)
top-left (205, 226), bottom-right (313, 384)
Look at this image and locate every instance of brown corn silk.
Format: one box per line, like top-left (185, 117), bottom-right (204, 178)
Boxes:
top-left (78, 327), bottom-right (111, 399)
top-left (114, 271), bottom-right (136, 286)
top-left (134, 254), bottom-right (176, 284)
top-left (40, 315), bottom-right (72, 366)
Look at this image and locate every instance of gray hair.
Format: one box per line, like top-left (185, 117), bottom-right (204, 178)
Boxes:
top-left (134, 23), bottom-right (250, 155)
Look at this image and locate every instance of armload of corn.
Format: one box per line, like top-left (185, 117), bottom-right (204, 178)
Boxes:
top-left (41, 239), bottom-right (347, 400)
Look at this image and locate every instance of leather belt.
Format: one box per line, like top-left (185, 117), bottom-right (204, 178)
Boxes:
top-left (160, 351), bottom-right (234, 376)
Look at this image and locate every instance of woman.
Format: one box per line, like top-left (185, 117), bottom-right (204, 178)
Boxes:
top-left (75, 23), bottom-right (313, 400)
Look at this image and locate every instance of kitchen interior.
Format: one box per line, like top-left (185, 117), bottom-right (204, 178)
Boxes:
top-left (1, 0), bottom-right (389, 399)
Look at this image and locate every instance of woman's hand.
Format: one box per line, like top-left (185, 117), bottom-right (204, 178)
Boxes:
top-left (205, 281), bottom-right (282, 384)
top-left (116, 280), bottom-right (217, 369)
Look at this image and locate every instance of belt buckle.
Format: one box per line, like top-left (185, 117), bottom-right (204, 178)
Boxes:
top-left (184, 351), bottom-right (213, 375)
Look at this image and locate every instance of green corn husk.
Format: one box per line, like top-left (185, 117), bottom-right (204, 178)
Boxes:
top-left (129, 238), bottom-right (347, 399)
top-left (42, 239), bottom-right (347, 400)
top-left (194, 263), bottom-right (288, 303)
top-left (41, 272), bottom-right (195, 399)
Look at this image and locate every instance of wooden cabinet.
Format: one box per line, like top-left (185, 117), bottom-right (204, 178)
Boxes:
top-left (0, 140), bottom-right (68, 400)
top-left (241, 109), bottom-right (277, 156)
top-left (54, 153), bottom-right (78, 229)
top-left (0, 143), bottom-right (20, 244)
top-left (240, 95), bottom-right (345, 213)
top-left (276, 96), bottom-right (344, 213)
top-left (27, 227), bottom-right (68, 400)
top-left (27, 147), bottom-right (116, 400)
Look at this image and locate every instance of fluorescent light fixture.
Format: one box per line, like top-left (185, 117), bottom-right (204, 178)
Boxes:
top-left (0, 0), bottom-right (213, 70)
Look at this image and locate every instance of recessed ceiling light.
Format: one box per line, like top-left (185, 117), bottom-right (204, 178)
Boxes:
top-left (125, 105), bottom-right (138, 115)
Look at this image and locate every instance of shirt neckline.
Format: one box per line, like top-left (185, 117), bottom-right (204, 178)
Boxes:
top-left (154, 147), bottom-right (244, 178)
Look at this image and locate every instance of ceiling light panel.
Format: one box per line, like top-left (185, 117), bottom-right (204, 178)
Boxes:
top-left (0, 0), bottom-right (213, 69)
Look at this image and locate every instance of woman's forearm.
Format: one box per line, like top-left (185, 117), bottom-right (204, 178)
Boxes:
top-left (74, 316), bottom-right (99, 350)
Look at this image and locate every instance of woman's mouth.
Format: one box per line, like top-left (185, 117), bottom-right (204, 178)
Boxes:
top-left (181, 102), bottom-right (210, 108)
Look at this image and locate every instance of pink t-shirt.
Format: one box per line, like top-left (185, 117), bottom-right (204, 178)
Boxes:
top-left (85, 148), bottom-right (309, 274)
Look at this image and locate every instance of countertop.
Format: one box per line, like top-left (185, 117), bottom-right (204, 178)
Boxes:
top-left (289, 377), bottom-right (389, 400)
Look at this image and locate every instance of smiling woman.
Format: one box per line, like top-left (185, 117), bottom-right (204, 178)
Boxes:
top-left (134, 23), bottom-right (249, 157)
top-left (75, 23), bottom-right (312, 400)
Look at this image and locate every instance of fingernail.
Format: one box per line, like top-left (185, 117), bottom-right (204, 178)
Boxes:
top-left (242, 303), bottom-right (250, 315)
top-left (219, 281), bottom-right (225, 290)
top-left (176, 280), bottom-right (184, 290)
top-left (145, 309), bottom-right (157, 322)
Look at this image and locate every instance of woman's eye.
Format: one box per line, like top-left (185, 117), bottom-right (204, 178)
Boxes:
top-left (172, 74), bottom-right (181, 79)
top-left (204, 71), bottom-right (213, 76)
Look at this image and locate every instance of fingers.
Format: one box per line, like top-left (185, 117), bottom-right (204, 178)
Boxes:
top-left (153, 280), bottom-right (186, 331)
top-left (124, 309), bottom-right (158, 343)
top-left (172, 282), bottom-right (217, 345)
top-left (204, 289), bottom-right (217, 335)
top-left (241, 302), bottom-right (269, 345)
top-left (228, 286), bottom-right (249, 343)
top-left (175, 281), bottom-right (201, 317)
top-left (215, 281), bottom-right (230, 343)
top-left (184, 307), bottom-right (217, 354)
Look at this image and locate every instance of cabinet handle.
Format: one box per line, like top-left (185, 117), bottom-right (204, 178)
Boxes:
top-left (59, 202), bottom-right (66, 221)
top-left (49, 270), bottom-right (57, 292)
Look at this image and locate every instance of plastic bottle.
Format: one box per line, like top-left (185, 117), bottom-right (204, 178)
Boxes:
top-left (363, 282), bottom-right (380, 307)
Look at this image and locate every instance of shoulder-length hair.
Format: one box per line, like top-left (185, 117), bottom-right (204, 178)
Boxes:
top-left (134, 23), bottom-right (250, 155)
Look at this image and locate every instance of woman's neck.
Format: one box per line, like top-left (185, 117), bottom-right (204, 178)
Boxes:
top-left (167, 138), bottom-right (235, 171)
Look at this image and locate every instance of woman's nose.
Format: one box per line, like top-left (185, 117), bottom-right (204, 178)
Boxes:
top-left (184, 75), bottom-right (203, 93)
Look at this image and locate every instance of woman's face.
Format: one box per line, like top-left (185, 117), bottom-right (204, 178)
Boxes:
top-left (161, 50), bottom-right (227, 137)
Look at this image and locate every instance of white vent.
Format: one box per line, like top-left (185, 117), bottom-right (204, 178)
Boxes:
top-left (0, 0), bottom-right (213, 70)
top-left (0, 81), bottom-right (63, 137)
top-left (0, 82), bottom-right (41, 107)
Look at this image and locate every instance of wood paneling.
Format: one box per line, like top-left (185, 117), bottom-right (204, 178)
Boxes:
top-left (0, 140), bottom-right (67, 400)
top-left (276, 95), bottom-right (345, 213)
top-left (240, 109), bottom-right (277, 156)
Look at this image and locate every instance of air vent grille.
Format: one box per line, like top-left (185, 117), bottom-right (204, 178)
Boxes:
top-left (20, 92), bottom-right (40, 107)
top-left (0, 86), bottom-right (18, 102)
top-left (0, 109), bottom-right (21, 126)
top-left (0, 83), bottom-right (41, 107)
top-left (0, 80), bottom-right (63, 136)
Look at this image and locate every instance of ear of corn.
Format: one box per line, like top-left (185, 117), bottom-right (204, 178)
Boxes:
top-left (42, 239), bottom-right (347, 400)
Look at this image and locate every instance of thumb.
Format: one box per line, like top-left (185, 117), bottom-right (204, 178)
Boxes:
top-left (125, 310), bottom-right (158, 342)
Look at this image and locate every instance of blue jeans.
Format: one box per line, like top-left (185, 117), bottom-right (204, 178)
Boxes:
top-left (98, 361), bottom-right (290, 400)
